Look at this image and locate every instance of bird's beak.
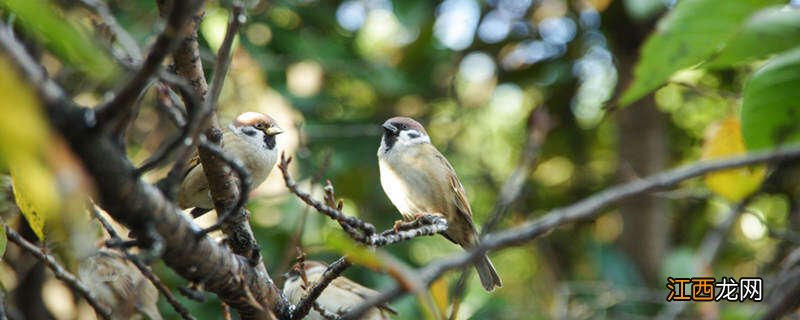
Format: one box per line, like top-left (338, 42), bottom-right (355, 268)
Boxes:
top-left (382, 123), bottom-right (398, 134)
top-left (265, 126), bottom-right (284, 136)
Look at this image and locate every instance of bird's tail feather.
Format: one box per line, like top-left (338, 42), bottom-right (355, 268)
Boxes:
top-left (475, 254), bottom-right (502, 291)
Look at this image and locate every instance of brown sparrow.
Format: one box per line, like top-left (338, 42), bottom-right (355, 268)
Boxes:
top-left (177, 112), bottom-right (282, 212)
top-left (377, 117), bottom-right (502, 291)
top-left (283, 261), bottom-right (397, 320)
top-left (78, 250), bottom-right (162, 320)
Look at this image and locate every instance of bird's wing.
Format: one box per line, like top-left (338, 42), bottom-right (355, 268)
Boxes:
top-left (430, 148), bottom-right (476, 229)
top-left (331, 277), bottom-right (398, 315)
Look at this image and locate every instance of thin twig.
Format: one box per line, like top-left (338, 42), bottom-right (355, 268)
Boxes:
top-left (279, 153), bottom-right (449, 247)
top-left (276, 150), bottom-right (333, 286)
top-left (154, 82), bottom-right (187, 127)
top-left (482, 107), bottom-right (552, 233)
top-left (75, 0), bottom-right (142, 63)
top-left (90, 206), bottom-right (196, 320)
top-left (135, 72), bottom-right (208, 176)
top-left (342, 145), bottom-right (800, 319)
top-left (279, 153), bottom-right (376, 236)
top-left (205, 2), bottom-right (244, 114)
top-left (96, 0), bottom-right (203, 128)
top-left (291, 257), bottom-right (352, 320)
top-left (4, 226), bottom-right (112, 319)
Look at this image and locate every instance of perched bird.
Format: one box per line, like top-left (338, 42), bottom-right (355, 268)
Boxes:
top-left (177, 112), bottom-right (282, 214)
top-left (79, 250), bottom-right (162, 320)
top-left (377, 117), bottom-right (502, 291)
top-left (283, 261), bottom-right (396, 320)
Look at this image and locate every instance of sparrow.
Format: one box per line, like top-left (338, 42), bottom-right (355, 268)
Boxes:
top-left (283, 260), bottom-right (397, 320)
top-left (78, 250), bottom-right (162, 320)
top-left (177, 112), bottom-right (282, 214)
top-left (377, 117), bottom-right (502, 291)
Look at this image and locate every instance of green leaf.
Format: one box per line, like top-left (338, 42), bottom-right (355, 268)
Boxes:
top-left (0, 225), bottom-right (6, 259)
top-left (1, 0), bottom-right (119, 82)
top-left (741, 48), bottom-right (800, 150)
top-left (619, 0), bottom-right (781, 106)
top-left (706, 6), bottom-right (800, 68)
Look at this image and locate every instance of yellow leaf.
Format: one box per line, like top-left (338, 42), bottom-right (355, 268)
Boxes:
top-left (9, 160), bottom-right (58, 240)
top-left (0, 55), bottom-right (58, 240)
top-left (702, 117), bottom-right (766, 201)
top-left (416, 293), bottom-right (438, 320)
top-left (430, 277), bottom-right (449, 320)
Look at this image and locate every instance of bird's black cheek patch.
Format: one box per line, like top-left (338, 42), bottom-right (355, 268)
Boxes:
top-left (383, 134), bottom-right (396, 152)
top-left (407, 132), bottom-right (420, 139)
top-left (264, 135), bottom-right (277, 150)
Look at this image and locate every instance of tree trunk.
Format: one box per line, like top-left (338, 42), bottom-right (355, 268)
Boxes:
top-left (605, 1), bottom-right (669, 284)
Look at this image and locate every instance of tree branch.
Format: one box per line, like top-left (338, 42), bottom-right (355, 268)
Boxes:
top-left (4, 226), bottom-right (112, 320)
top-left (76, 0), bottom-right (142, 63)
top-left (134, 72), bottom-right (208, 176)
top-left (290, 257), bottom-right (352, 320)
top-left (342, 145), bottom-right (800, 319)
top-left (278, 153), bottom-right (448, 247)
top-left (96, 0), bottom-right (203, 129)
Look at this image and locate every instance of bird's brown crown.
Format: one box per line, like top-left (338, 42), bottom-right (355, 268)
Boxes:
top-left (383, 116), bottom-right (428, 136)
top-left (234, 112), bottom-right (278, 128)
top-left (233, 112), bottom-right (283, 136)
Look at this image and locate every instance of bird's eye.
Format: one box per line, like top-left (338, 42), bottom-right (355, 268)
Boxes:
top-left (255, 123), bottom-right (264, 129)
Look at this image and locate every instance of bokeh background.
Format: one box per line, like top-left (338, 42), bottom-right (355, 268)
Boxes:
top-left (1, 0), bottom-right (796, 319)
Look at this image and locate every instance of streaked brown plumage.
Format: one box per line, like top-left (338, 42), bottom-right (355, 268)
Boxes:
top-left (377, 117), bottom-right (502, 291)
top-left (283, 261), bottom-right (396, 320)
top-left (79, 250), bottom-right (162, 320)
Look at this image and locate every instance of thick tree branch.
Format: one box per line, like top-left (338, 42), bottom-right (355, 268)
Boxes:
top-left (342, 145), bottom-right (800, 319)
top-left (4, 226), bottom-right (112, 319)
top-left (160, 0), bottom-right (208, 111)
